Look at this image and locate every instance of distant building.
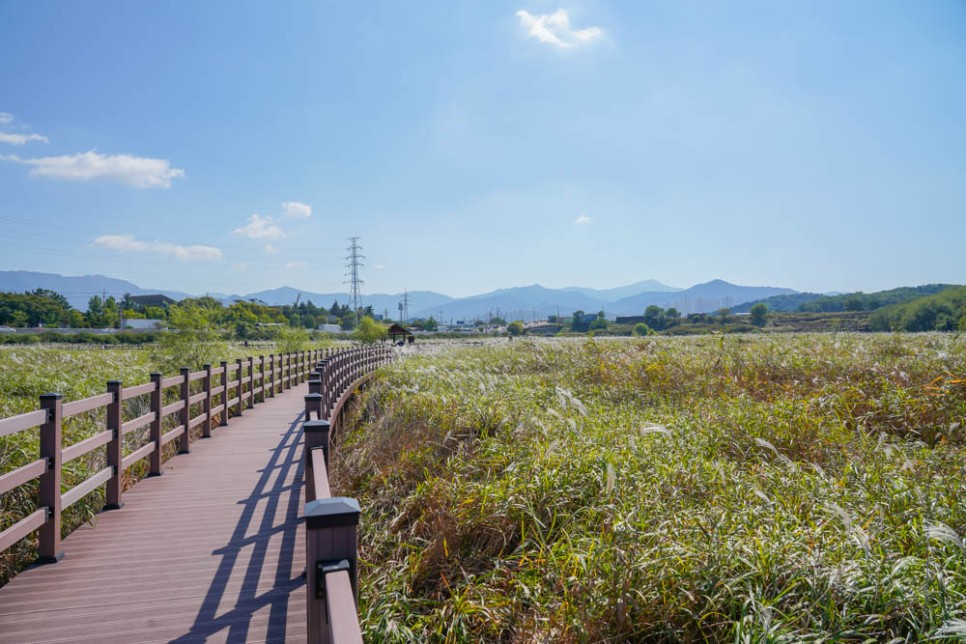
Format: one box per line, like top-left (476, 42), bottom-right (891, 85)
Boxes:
top-left (318, 324), bottom-right (342, 334)
top-left (615, 316), bottom-right (645, 325)
top-left (127, 294), bottom-right (176, 308)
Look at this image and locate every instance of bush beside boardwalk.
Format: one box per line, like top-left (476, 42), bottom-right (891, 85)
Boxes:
top-left (336, 334), bottom-right (966, 641)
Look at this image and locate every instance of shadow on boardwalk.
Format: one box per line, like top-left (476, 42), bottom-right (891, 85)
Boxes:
top-left (171, 412), bottom-right (306, 643)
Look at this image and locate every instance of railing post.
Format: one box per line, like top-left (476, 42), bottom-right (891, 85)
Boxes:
top-left (303, 420), bottom-right (330, 502)
top-left (305, 497), bottom-right (360, 643)
top-left (179, 367), bottom-right (190, 454)
top-left (105, 380), bottom-right (124, 510)
top-left (37, 393), bottom-right (64, 563)
top-left (149, 373), bottom-right (163, 476)
top-left (235, 358), bottom-right (245, 417)
top-left (305, 393), bottom-right (324, 422)
top-left (203, 364), bottom-right (213, 438)
top-left (259, 355), bottom-right (266, 403)
top-left (269, 354), bottom-right (277, 397)
top-left (219, 361), bottom-right (229, 425)
top-left (247, 356), bottom-right (255, 409)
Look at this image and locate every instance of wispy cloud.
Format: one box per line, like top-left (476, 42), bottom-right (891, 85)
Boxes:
top-left (281, 201), bottom-right (312, 219)
top-left (264, 243), bottom-right (280, 254)
top-left (92, 234), bottom-right (222, 261)
top-left (233, 214), bottom-right (286, 240)
top-left (574, 214), bottom-right (593, 224)
top-left (1, 150), bottom-right (184, 188)
top-left (374, 264), bottom-right (387, 270)
top-left (233, 262), bottom-right (248, 270)
top-left (0, 113), bottom-right (12, 125)
top-left (0, 132), bottom-right (49, 146)
top-left (285, 261), bottom-right (308, 270)
top-left (516, 9), bottom-right (603, 49)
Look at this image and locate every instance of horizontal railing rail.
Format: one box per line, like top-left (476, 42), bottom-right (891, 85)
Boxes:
top-left (302, 344), bottom-right (394, 643)
top-left (0, 347), bottom-right (337, 564)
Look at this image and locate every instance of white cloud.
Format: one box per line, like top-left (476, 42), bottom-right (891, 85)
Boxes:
top-left (264, 243), bottom-right (280, 254)
top-left (233, 214), bottom-right (286, 240)
top-left (92, 234), bottom-right (222, 261)
top-left (233, 262), bottom-right (248, 270)
top-left (281, 201), bottom-right (312, 219)
top-left (0, 132), bottom-right (48, 146)
top-left (574, 214), bottom-right (593, 224)
top-left (516, 9), bottom-right (603, 49)
top-left (285, 261), bottom-right (308, 270)
top-left (0, 113), bottom-right (12, 124)
top-left (374, 264), bottom-right (387, 270)
top-left (1, 150), bottom-right (184, 188)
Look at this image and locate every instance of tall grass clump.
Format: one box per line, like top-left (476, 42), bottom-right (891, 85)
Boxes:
top-left (335, 333), bottom-right (966, 641)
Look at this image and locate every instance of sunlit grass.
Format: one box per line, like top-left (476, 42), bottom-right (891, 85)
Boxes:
top-left (336, 333), bottom-right (966, 641)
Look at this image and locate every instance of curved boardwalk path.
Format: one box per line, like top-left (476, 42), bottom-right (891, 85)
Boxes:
top-left (0, 385), bottom-right (311, 643)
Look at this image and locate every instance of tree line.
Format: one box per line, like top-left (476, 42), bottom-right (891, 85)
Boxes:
top-left (0, 289), bottom-right (375, 337)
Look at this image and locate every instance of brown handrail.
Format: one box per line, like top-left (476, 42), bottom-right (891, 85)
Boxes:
top-left (0, 347), bottom-right (331, 564)
top-left (302, 344), bottom-right (395, 643)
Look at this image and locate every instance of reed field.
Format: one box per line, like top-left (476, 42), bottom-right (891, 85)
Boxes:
top-left (336, 334), bottom-right (966, 641)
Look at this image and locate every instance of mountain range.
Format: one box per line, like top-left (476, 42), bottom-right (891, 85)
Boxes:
top-left (0, 270), bottom-right (796, 321)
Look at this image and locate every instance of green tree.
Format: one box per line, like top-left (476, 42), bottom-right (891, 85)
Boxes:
top-left (632, 322), bottom-right (651, 336)
top-left (150, 302), bottom-right (226, 373)
top-left (507, 320), bottom-right (524, 336)
top-left (354, 316), bottom-right (387, 343)
top-left (643, 305), bottom-right (666, 331)
top-left (749, 303), bottom-right (769, 327)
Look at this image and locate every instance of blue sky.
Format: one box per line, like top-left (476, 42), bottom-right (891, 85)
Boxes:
top-left (1, 1), bottom-right (964, 298)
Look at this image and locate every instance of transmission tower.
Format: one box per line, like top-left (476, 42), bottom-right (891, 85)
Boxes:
top-left (344, 237), bottom-right (364, 312)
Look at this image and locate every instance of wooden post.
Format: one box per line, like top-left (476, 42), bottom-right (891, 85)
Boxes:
top-left (37, 393), bottom-right (64, 563)
top-left (259, 355), bottom-right (266, 403)
top-left (247, 356), bottom-right (255, 409)
top-left (303, 420), bottom-right (330, 502)
top-left (104, 380), bottom-right (124, 510)
top-left (203, 364), bottom-right (212, 438)
top-left (219, 361), bottom-right (229, 425)
top-left (235, 359), bottom-right (244, 417)
top-left (305, 393), bottom-right (324, 422)
top-left (179, 367), bottom-right (190, 454)
top-left (149, 373), bottom-right (163, 476)
top-left (305, 497), bottom-right (360, 643)
top-left (269, 354), bottom-right (277, 397)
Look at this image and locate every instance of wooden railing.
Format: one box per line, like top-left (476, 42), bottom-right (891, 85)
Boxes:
top-left (0, 347), bottom-right (339, 561)
top-left (301, 345), bottom-right (394, 644)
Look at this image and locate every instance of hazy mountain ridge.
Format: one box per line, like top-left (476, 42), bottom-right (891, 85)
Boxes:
top-left (0, 270), bottom-right (796, 319)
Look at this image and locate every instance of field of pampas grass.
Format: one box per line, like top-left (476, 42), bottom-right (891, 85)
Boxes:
top-left (335, 333), bottom-right (966, 642)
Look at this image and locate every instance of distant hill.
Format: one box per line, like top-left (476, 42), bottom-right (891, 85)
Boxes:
top-left (610, 280), bottom-right (797, 316)
top-left (560, 279), bottom-right (680, 302)
top-left (797, 284), bottom-right (955, 313)
top-left (0, 271), bottom-right (190, 310)
top-left (416, 284), bottom-right (612, 322)
top-left (870, 286), bottom-right (966, 331)
top-left (732, 292), bottom-right (825, 313)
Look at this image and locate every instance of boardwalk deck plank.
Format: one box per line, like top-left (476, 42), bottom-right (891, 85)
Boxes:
top-left (0, 385), bottom-right (310, 643)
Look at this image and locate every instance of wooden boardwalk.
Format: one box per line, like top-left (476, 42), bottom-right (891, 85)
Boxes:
top-left (0, 384), bottom-right (310, 643)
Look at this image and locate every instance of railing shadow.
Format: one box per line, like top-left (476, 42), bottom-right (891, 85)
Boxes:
top-left (170, 411), bottom-right (306, 643)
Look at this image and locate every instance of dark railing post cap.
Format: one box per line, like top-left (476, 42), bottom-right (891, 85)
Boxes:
top-left (203, 364), bottom-right (211, 369)
top-left (303, 419), bottom-right (330, 433)
top-left (304, 393), bottom-right (323, 401)
top-left (305, 497), bottom-right (360, 529)
top-left (40, 392), bottom-right (63, 400)
top-left (180, 367), bottom-right (190, 373)
top-left (107, 380), bottom-right (122, 386)
top-left (150, 372), bottom-right (163, 377)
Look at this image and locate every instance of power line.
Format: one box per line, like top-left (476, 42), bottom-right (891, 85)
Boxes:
top-left (344, 236), bottom-right (364, 312)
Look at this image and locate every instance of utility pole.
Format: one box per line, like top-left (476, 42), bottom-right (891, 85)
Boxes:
top-left (397, 290), bottom-right (409, 323)
top-left (344, 237), bottom-right (364, 312)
